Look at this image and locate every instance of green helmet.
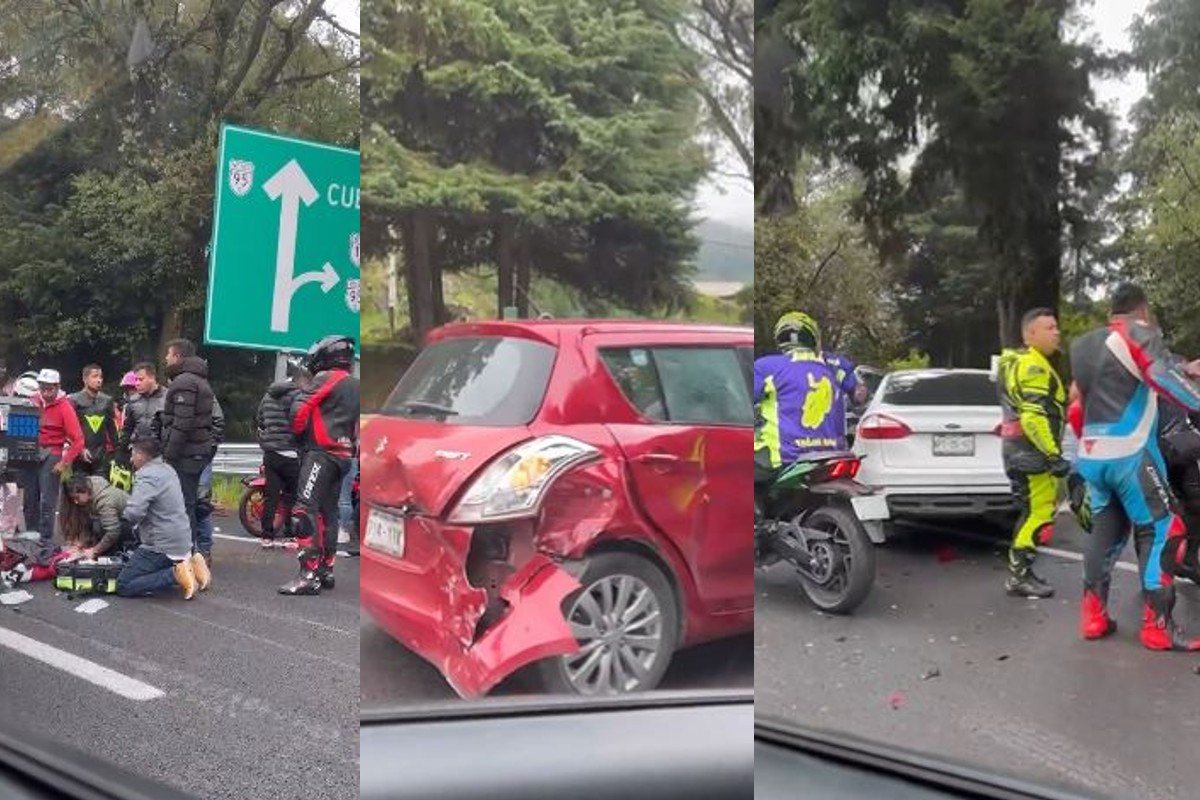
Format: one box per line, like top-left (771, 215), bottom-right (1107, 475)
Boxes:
top-left (774, 311), bottom-right (820, 351)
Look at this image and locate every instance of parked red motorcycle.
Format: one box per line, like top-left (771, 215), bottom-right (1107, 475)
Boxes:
top-left (238, 463), bottom-right (360, 541)
top-left (238, 464), bottom-right (287, 537)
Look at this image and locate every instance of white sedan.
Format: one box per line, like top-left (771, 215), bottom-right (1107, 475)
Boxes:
top-left (851, 368), bottom-right (1013, 541)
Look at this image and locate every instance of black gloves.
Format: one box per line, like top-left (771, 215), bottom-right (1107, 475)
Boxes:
top-left (1048, 457), bottom-right (1072, 478)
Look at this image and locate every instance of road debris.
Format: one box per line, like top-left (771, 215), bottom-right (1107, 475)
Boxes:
top-left (0, 589), bottom-right (33, 606)
top-left (75, 598), bottom-right (109, 615)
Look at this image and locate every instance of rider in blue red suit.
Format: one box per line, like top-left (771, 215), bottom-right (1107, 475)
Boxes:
top-left (1070, 283), bottom-right (1200, 650)
top-left (279, 335), bottom-right (359, 596)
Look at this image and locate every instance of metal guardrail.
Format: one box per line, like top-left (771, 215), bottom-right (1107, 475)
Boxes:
top-left (212, 443), bottom-right (262, 476)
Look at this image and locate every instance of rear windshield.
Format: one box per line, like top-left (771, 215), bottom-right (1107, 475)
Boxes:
top-left (859, 370), bottom-right (884, 397)
top-left (381, 336), bottom-right (556, 425)
top-left (881, 372), bottom-right (999, 406)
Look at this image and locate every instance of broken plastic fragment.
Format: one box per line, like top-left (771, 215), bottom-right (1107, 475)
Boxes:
top-left (0, 589), bottom-right (32, 606)
top-left (75, 599), bottom-right (109, 615)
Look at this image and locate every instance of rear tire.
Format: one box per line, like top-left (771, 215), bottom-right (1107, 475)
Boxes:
top-left (798, 504), bottom-right (876, 614)
top-left (534, 552), bottom-right (680, 696)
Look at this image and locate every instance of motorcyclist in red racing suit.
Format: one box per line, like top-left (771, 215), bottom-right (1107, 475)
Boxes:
top-left (1070, 283), bottom-right (1200, 650)
top-left (279, 335), bottom-right (359, 596)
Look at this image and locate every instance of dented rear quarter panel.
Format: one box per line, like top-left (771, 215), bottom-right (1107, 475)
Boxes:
top-left (361, 320), bottom-right (754, 697)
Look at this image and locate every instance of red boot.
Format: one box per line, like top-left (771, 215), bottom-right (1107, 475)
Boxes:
top-left (1140, 587), bottom-right (1200, 651)
top-left (1080, 588), bottom-right (1116, 640)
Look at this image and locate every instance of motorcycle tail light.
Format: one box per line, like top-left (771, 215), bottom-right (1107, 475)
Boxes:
top-left (827, 459), bottom-right (860, 480)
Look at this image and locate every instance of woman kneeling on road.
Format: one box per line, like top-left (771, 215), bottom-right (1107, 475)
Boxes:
top-left (60, 473), bottom-right (135, 560)
top-left (116, 437), bottom-right (211, 600)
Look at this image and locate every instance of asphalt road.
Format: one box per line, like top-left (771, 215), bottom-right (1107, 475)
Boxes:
top-left (0, 519), bottom-right (359, 800)
top-left (361, 617), bottom-right (753, 708)
top-left (755, 512), bottom-right (1200, 800)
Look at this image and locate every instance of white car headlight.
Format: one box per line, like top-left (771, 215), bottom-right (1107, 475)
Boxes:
top-left (447, 435), bottom-right (600, 524)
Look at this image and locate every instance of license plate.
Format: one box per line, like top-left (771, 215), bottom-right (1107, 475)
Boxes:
top-left (365, 509), bottom-right (405, 557)
top-left (932, 433), bottom-right (975, 457)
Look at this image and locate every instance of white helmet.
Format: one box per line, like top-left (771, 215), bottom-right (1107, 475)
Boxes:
top-left (13, 371), bottom-right (38, 398)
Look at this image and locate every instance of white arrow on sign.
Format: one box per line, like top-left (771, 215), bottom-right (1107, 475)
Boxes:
top-left (263, 159), bottom-right (340, 333)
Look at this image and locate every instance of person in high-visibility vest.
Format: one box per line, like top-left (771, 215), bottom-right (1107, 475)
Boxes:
top-left (997, 308), bottom-right (1069, 599)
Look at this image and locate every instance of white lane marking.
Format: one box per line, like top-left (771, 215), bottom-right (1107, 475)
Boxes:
top-left (214, 532), bottom-right (256, 543)
top-left (213, 531), bottom-right (355, 557)
top-left (0, 627), bottom-right (164, 701)
top-left (1039, 545), bottom-right (1139, 574)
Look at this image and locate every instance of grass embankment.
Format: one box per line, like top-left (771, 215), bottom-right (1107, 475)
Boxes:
top-left (211, 473), bottom-right (244, 514)
top-left (362, 262), bottom-right (750, 334)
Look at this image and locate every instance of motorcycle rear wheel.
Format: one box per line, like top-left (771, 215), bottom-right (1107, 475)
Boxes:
top-left (797, 505), bottom-right (875, 614)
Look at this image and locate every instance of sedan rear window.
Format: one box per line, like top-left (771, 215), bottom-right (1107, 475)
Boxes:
top-left (381, 336), bottom-right (556, 425)
top-left (881, 372), bottom-right (999, 406)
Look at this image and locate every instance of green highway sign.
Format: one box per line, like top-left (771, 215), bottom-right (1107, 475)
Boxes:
top-left (206, 124), bottom-right (360, 353)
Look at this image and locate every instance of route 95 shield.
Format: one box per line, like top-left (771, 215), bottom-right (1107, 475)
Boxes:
top-left (228, 159), bottom-right (254, 197)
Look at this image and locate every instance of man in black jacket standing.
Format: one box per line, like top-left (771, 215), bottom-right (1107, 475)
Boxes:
top-left (256, 372), bottom-right (302, 546)
top-left (280, 335), bottom-right (359, 595)
top-left (118, 362), bottom-right (168, 462)
top-left (161, 338), bottom-right (216, 565)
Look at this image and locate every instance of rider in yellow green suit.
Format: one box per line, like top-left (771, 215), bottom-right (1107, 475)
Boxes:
top-left (997, 308), bottom-right (1069, 599)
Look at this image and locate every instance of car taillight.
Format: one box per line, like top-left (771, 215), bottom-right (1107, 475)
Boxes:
top-left (446, 435), bottom-right (601, 524)
top-left (992, 423), bottom-right (1003, 436)
top-left (826, 459), bottom-right (861, 480)
top-left (857, 414), bottom-right (912, 440)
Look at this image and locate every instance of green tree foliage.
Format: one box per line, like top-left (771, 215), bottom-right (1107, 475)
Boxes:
top-left (894, 176), bottom-right (1000, 366)
top-left (754, 169), bottom-right (903, 362)
top-left (757, 0), bottom-right (1113, 346)
top-left (0, 1), bottom-right (357, 428)
top-left (363, 0), bottom-right (708, 339)
top-left (1125, 0), bottom-right (1200, 355)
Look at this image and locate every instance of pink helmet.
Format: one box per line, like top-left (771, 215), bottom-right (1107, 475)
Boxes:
top-left (120, 371), bottom-right (138, 388)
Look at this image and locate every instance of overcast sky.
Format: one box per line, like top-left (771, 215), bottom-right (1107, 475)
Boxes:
top-left (325, 0), bottom-right (360, 35)
top-left (1087, 0), bottom-right (1150, 127)
top-left (696, 164), bottom-right (753, 230)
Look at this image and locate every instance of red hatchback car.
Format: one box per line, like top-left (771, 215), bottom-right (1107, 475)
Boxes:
top-left (360, 319), bottom-right (755, 698)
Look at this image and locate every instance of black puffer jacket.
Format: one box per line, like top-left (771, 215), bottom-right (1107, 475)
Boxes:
top-left (119, 385), bottom-right (167, 456)
top-left (161, 356), bottom-right (215, 464)
top-left (256, 380), bottom-right (300, 453)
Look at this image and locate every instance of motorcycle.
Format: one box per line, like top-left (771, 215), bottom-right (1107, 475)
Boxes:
top-left (754, 451), bottom-right (878, 614)
top-left (238, 464), bottom-right (286, 538)
top-left (238, 463), bottom-right (360, 543)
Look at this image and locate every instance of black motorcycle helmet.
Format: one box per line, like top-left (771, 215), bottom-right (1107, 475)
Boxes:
top-left (303, 335), bottom-right (355, 374)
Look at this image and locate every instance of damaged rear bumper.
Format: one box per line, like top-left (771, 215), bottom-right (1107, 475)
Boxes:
top-left (361, 515), bottom-right (581, 699)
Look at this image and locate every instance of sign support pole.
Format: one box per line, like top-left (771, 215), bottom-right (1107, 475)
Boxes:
top-left (274, 352), bottom-right (289, 383)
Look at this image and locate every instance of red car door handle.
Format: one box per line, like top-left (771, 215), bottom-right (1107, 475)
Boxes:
top-left (636, 452), bottom-right (679, 465)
